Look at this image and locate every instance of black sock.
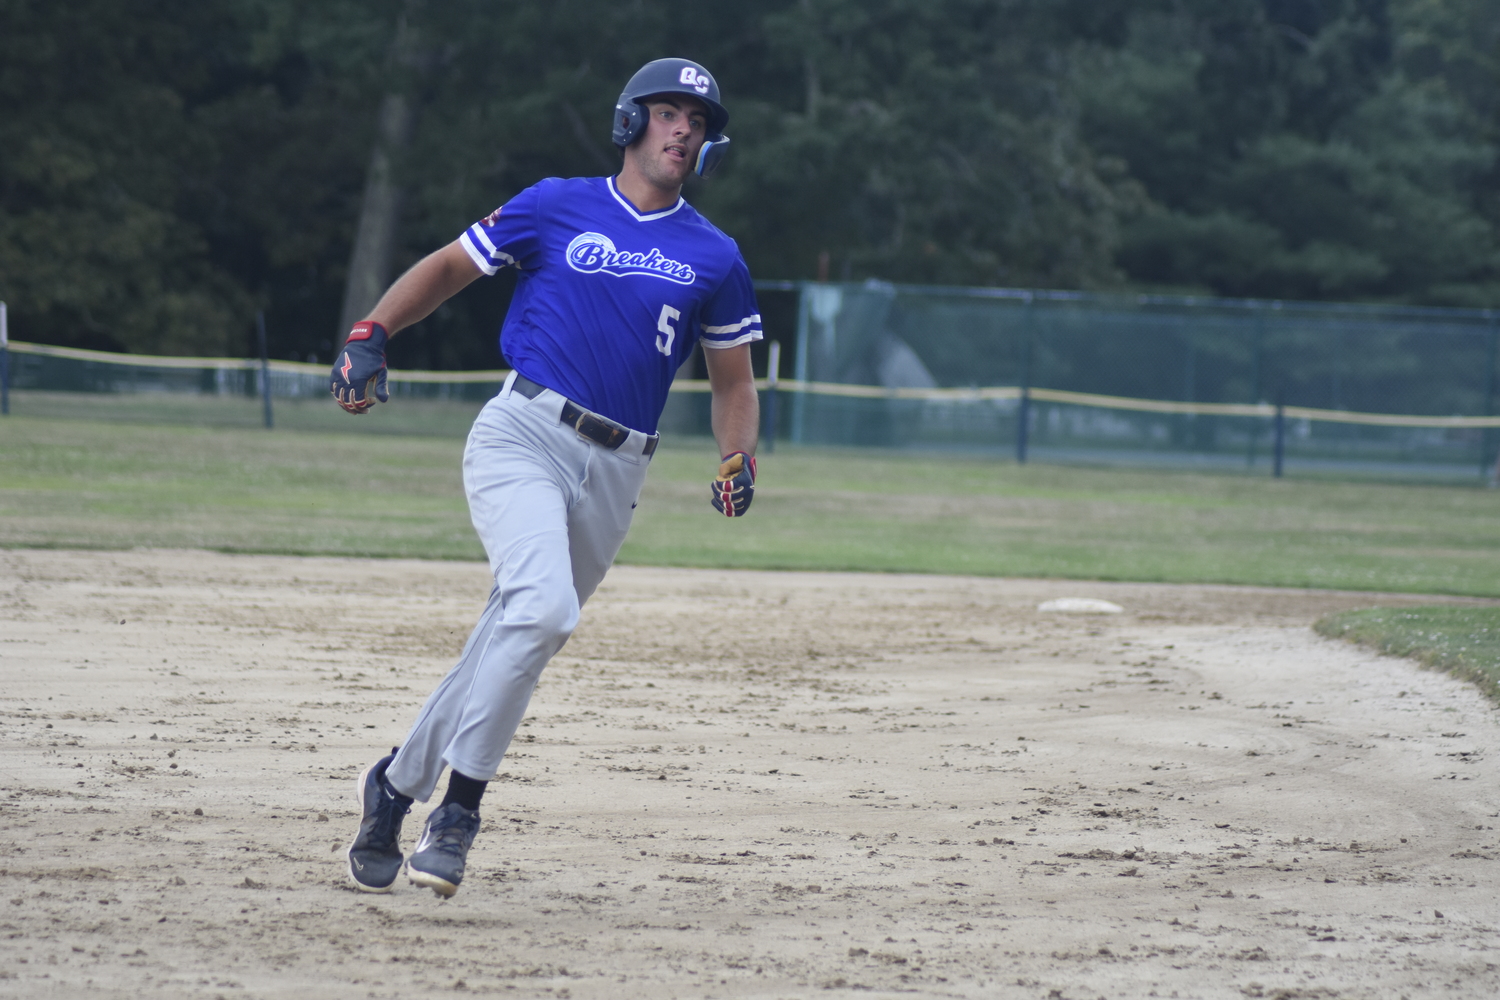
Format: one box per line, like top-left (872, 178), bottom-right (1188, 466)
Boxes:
top-left (441, 770), bottom-right (488, 812)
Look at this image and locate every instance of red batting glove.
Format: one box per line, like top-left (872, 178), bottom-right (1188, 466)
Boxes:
top-left (331, 321), bottom-right (389, 414)
top-left (711, 452), bottom-right (756, 517)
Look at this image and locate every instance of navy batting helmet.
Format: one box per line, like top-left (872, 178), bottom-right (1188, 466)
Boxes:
top-left (612, 58), bottom-right (731, 176)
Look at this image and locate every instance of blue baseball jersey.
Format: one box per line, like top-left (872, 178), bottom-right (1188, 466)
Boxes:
top-left (459, 175), bottom-right (762, 433)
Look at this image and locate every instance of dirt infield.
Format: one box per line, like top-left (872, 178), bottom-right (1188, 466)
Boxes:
top-left (3, 549), bottom-right (1499, 1000)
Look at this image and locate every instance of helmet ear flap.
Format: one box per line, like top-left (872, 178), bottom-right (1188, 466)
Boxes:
top-left (695, 135), bottom-right (730, 176)
top-left (612, 100), bottom-right (648, 148)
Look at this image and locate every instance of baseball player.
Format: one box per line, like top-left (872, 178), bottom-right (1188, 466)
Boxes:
top-left (331, 57), bottom-right (761, 897)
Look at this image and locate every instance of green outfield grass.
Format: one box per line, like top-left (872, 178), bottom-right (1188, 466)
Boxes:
top-left (1315, 607), bottom-right (1500, 700)
top-left (3, 412), bottom-right (1500, 595)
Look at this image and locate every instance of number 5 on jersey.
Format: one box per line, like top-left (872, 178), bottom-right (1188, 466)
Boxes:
top-left (656, 304), bottom-right (680, 356)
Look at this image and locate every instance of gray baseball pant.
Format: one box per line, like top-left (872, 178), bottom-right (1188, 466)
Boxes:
top-left (384, 372), bottom-right (652, 801)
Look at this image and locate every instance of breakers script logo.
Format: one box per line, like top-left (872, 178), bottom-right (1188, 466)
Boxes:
top-left (566, 232), bottom-right (696, 285)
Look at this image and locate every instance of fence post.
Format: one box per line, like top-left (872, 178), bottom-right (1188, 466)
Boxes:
top-left (0, 301), bottom-right (9, 416)
top-left (255, 310), bottom-right (274, 430)
top-left (1016, 386), bottom-right (1031, 464)
top-left (791, 284), bottom-right (809, 444)
top-left (763, 340), bottom-right (781, 454)
top-left (1272, 399), bottom-right (1286, 479)
top-left (1482, 320), bottom-right (1497, 482)
top-left (1015, 294), bottom-right (1034, 464)
top-left (1245, 309), bottom-right (1265, 468)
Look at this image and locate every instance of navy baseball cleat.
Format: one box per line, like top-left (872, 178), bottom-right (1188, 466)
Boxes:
top-left (347, 752), bottom-right (411, 893)
top-left (407, 803), bottom-right (481, 897)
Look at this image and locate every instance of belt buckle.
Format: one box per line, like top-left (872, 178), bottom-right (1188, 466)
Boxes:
top-left (561, 399), bottom-right (652, 455)
top-left (580, 412), bottom-right (627, 450)
top-left (566, 405), bottom-right (619, 450)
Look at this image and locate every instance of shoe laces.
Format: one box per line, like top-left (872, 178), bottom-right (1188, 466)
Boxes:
top-left (366, 782), bottom-right (410, 849)
top-left (427, 806), bottom-right (479, 856)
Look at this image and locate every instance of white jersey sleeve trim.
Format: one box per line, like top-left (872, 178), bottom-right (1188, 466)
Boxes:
top-left (701, 330), bottom-right (763, 349)
top-left (703, 314), bottom-right (762, 335)
top-left (701, 311), bottom-right (763, 349)
top-left (460, 231), bottom-right (499, 276)
top-left (606, 176), bottom-right (685, 222)
top-left (466, 223), bottom-right (517, 266)
top-left (470, 224), bottom-right (496, 255)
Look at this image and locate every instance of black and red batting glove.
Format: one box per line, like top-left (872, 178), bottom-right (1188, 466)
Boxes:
top-left (331, 321), bottom-right (389, 414)
top-left (711, 452), bottom-right (756, 517)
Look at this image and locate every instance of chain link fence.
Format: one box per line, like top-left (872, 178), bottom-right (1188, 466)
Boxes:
top-left (773, 281), bottom-right (1500, 481)
top-left (4, 282), bottom-right (1499, 481)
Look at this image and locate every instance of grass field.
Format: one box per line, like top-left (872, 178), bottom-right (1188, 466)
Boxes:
top-left (4, 410), bottom-right (1500, 596)
top-left (1316, 606), bottom-right (1500, 700)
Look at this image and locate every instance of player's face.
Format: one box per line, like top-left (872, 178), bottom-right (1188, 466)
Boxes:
top-left (630, 96), bottom-right (710, 190)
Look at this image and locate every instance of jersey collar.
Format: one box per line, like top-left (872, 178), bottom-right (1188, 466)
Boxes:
top-left (607, 176), bottom-right (685, 222)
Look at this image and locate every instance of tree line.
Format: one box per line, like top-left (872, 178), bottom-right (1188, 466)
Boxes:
top-left (1, 0), bottom-right (1496, 368)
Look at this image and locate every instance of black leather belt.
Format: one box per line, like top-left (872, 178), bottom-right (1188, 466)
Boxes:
top-left (512, 374), bottom-right (658, 456)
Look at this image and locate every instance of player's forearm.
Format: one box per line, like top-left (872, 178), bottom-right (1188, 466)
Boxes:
top-left (364, 241), bottom-right (481, 337)
top-left (709, 374), bottom-right (759, 457)
top-left (704, 344), bottom-right (759, 456)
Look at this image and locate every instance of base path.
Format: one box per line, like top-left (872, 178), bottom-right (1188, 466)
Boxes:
top-left (2, 549), bottom-right (1498, 999)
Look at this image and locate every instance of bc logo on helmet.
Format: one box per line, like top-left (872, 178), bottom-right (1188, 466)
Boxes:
top-left (679, 66), bottom-right (711, 94)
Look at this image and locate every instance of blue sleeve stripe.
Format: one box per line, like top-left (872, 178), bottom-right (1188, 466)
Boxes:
top-left (703, 314), bottom-right (762, 335)
top-left (460, 231), bottom-right (499, 275)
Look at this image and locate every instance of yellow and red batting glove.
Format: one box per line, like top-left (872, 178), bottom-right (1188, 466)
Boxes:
top-left (331, 321), bottom-right (389, 414)
top-left (711, 451), bottom-right (756, 517)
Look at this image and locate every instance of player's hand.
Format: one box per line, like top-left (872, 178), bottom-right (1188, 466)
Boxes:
top-left (331, 321), bottom-right (390, 414)
top-left (711, 452), bottom-right (756, 517)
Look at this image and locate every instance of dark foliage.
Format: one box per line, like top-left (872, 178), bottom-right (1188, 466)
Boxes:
top-left (0, 0), bottom-right (1494, 362)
